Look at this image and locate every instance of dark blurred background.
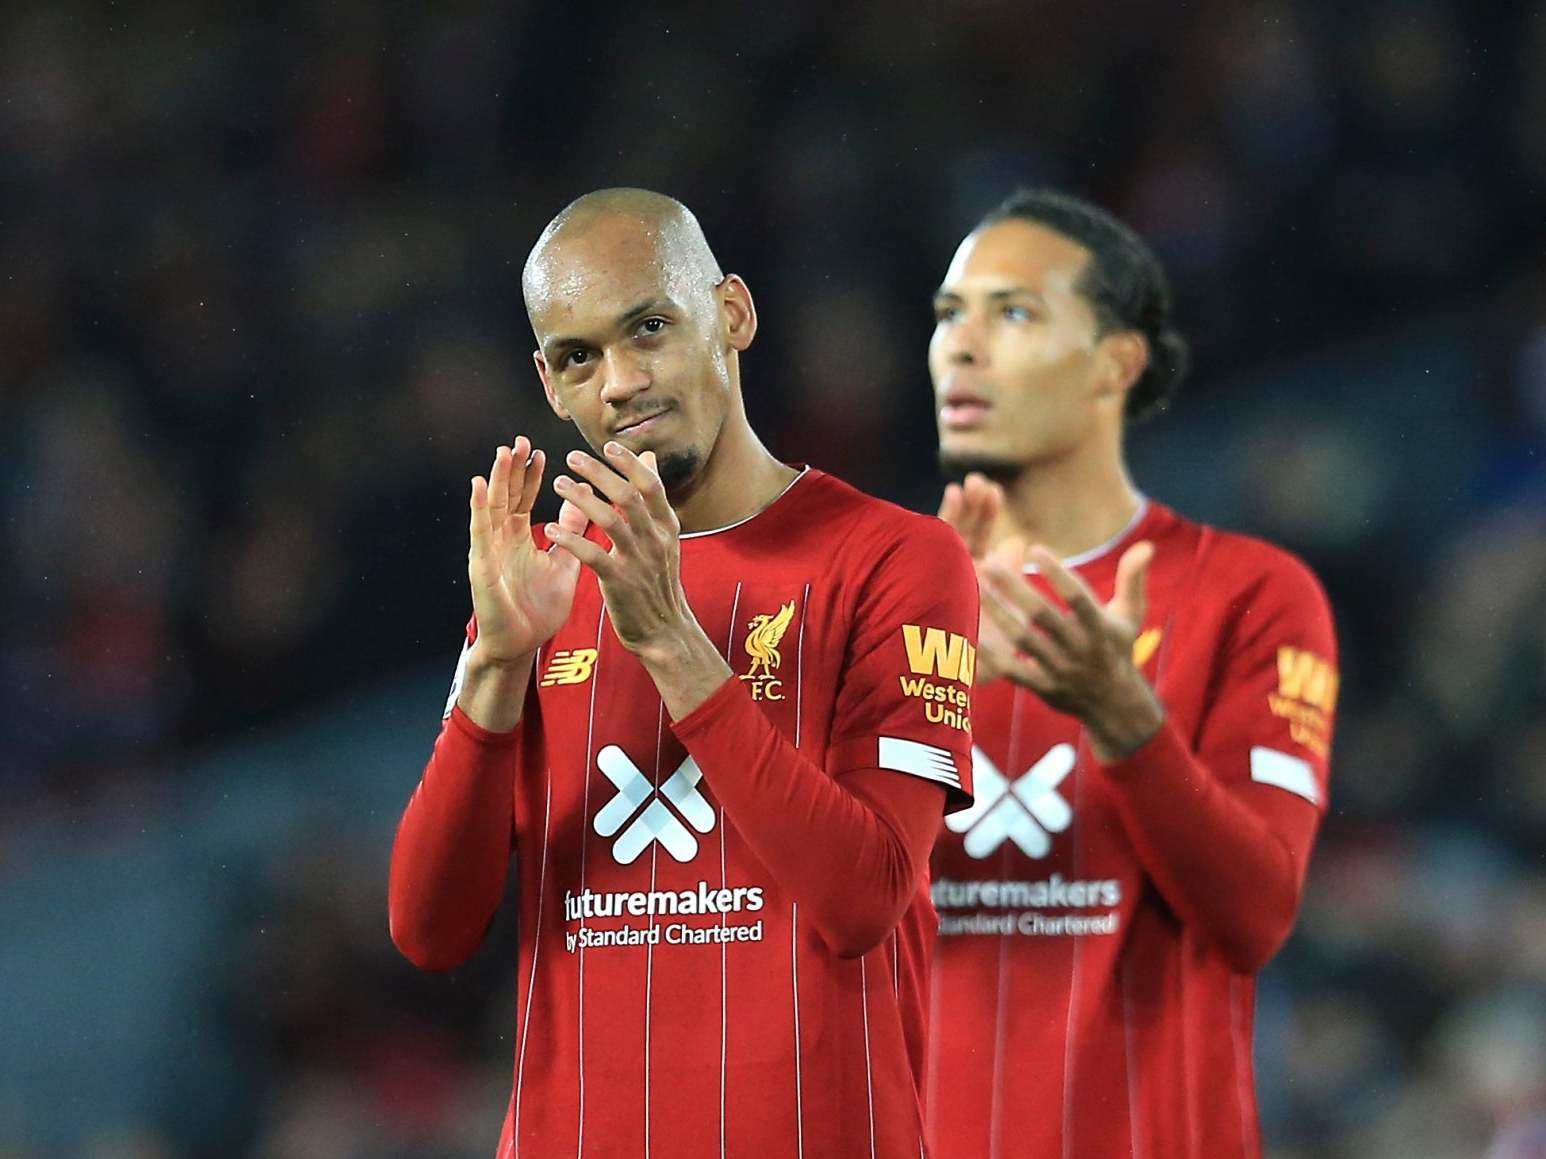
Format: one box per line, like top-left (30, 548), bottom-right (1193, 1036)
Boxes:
top-left (2, 2), bottom-right (1544, 1156)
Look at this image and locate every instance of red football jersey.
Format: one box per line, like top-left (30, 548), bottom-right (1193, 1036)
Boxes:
top-left (393, 468), bottom-right (979, 1158)
top-left (926, 501), bottom-right (1338, 1159)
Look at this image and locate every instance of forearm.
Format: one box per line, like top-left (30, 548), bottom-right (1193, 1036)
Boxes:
top-left (457, 647), bottom-right (537, 731)
top-left (388, 706), bottom-right (522, 970)
top-left (1098, 717), bottom-right (1307, 972)
top-left (638, 621), bottom-right (736, 721)
top-left (671, 679), bottom-right (943, 958)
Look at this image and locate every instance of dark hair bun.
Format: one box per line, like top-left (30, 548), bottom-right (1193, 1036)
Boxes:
top-left (1129, 327), bottom-right (1189, 422)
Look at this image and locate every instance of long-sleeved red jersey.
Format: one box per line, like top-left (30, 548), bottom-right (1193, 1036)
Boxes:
top-left (390, 468), bottom-right (979, 1158)
top-left (926, 500), bottom-right (1337, 1159)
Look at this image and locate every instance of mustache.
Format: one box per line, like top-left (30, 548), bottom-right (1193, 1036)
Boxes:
top-left (610, 401), bottom-right (675, 434)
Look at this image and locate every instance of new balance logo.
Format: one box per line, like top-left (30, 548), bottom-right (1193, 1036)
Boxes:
top-left (594, 746), bottom-right (715, 864)
top-left (540, 649), bottom-right (598, 687)
top-left (946, 744), bottom-right (1076, 859)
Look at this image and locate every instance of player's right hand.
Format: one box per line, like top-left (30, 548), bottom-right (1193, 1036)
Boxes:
top-left (467, 436), bottom-right (589, 665)
top-left (937, 472), bottom-right (1002, 559)
top-left (938, 473), bottom-right (1018, 685)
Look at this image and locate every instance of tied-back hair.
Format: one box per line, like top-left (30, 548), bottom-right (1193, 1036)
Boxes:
top-left (979, 189), bottom-right (1190, 422)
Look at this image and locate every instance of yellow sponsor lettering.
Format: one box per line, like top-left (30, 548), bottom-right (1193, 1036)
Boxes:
top-left (902, 625), bottom-right (976, 684)
top-left (1276, 647), bottom-right (1339, 714)
top-left (925, 700), bottom-right (971, 731)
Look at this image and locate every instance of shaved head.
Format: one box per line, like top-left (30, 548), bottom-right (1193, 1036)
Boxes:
top-left (522, 188), bottom-right (723, 319)
top-left (520, 188), bottom-right (759, 502)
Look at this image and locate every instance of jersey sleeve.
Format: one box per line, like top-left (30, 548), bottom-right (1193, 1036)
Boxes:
top-left (440, 615), bottom-right (479, 719)
top-left (1196, 548), bottom-right (1339, 815)
top-left (390, 620), bottom-right (525, 971)
top-left (1098, 545), bottom-right (1338, 972)
top-left (826, 515), bottom-right (979, 811)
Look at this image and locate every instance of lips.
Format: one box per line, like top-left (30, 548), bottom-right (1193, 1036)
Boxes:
top-left (612, 405), bottom-right (674, 438)
top-left (939, 383), bottom-right (992, 430)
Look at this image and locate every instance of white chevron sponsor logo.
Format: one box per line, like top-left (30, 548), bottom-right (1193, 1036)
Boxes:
top-left (946, 744), bottom-right (1076, 859)
top-left (594, 745), bottom-right (715, 864)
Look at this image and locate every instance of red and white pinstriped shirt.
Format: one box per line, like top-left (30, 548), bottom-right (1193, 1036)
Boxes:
top-left (392, 468), bottom-right (979, 1158)
top-left (927, 501), bottom-right (1338, 1159)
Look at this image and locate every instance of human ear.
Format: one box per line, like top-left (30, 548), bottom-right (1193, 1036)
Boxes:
top-left (534, 350), bottom-right (571, 421)
top-left (718, 274), bottom-right (758, 352)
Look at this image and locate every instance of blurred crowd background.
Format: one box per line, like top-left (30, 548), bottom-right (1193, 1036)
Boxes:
top-left (2, 1), bottom-right (1544, 1156)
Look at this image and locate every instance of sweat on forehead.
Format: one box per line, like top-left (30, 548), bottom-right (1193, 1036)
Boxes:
top-left (521, 188), bottom-right (724, 309)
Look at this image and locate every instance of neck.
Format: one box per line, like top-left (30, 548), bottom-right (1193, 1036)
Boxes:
top-left (992, 436), bottom-right (1143, 561)
top-left (671, 396), bottom-right (797, 533)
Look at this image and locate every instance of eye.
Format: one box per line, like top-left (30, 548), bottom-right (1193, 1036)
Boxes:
top-left (934, 303), bottom-right (962, 323)
top-left (1003, 304), bottom-right (1035, 322)
top-left (563, 349), bottom-right (592, 369)
top-left (638, 317), bottom-right (667, 336)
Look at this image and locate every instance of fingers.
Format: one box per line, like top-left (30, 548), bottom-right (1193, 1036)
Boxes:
top-left (543, 517), bottom-right (613, 576)
top-left (543, 499), bottom-right (587, 582)
top-left (468, 475), bottom-right (497, 584)
top-left (990, 536), bottom-right (1027, 574)
top-left (515, 438), bottom-right (545, 516)
top-left (1028, 547), bottom-right (1104, 633)
top-left (552, 474), bottom-right (634, 547)
top-left (1001, 653), bottom-right (1059, 696)
top-left (554, 496), bottom-right (590, 536)
top-left (938, 482), bottom-right (964, 528)
top-left (982, 556), bottom-right (1081, 652)
top-left (487, 445), bottom-right (512, 524)
top-left (1111, 541), bottom-right (1154, 630)
top-left (979, 584), bottom-right (1063, 692)
top-left (961, 473), bottom-right (1003, 557)
top-left (562, 447), bottom-right (651, 530)
top-left (484, 437), bottom-right (547, 523)
top-left (605, 441), bottom-right (674, 525)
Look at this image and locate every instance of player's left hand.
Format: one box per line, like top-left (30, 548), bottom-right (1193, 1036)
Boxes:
top-left (542, 441), bottom-right (704, 662)
top-left (980, 540), bottom-right (1166, 761)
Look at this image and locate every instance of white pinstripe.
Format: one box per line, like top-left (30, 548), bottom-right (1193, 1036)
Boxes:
top-left (1230, 977), bottom-right (1254, 1157)
top-left (987, 901), bottom-right (1011, 1159)
top-left (795, 583), bottom-right (809, 749)
top-left (513, 647), bottom-right (552, 1151)
top-left (1123, 942), bottom-right (1143, 1159)
top-left (719, 582), bottom-right (741, 1159)
top-left (792, 902), bottom-right (805, 1159)
top-left (1061, 743), bottom-right (1086, 1159)
top-left (926, 925), bottom-right (944, 1131)
top-left (576, 608), bottom-right (606, 1159)
top-left (986, 690), bottom-right (1027, 1159)
top-left (642, 708), bottom-right (665, 1159)
top-left (792, 583), bottom-right (810, 1156)
top-left (861, 957), bottom-right (876, 1159)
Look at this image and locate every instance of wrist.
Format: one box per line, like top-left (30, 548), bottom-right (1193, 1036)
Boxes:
top-left (458, 647), bottom-right (536, 733)
top-left (637, 619), bottom-right (734, 720)
top-left (465, 643), bottom-right (537, 675)
top-left (1085, 671), bottom-right (1166, 762)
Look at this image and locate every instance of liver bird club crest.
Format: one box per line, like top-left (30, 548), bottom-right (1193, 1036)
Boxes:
top-left (740, 599), bottom-right (797, 701)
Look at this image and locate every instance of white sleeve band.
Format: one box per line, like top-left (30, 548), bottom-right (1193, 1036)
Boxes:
top-left (878, 736), bottom-right (963, 790)
top-left (1250, 745), bottom-right (1321, 805)
top-left (442, 638), bottom-right (473, 719)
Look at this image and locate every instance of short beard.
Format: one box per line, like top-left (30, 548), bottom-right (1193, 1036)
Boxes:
top-left (937, 449), bottom-right (1024, 485)
top-left (656, 447), bottom-right (702, 494)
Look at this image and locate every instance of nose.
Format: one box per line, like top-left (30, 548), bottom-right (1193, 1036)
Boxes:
top-left (598, 345), bottom-right (652, 407)
top-left (938, 312), bottom-right (981, 366)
